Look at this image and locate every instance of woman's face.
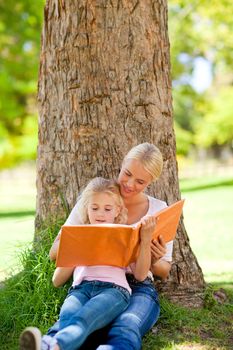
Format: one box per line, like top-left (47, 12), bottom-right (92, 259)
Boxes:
top-left (118, 159), bottom-right (153, 199)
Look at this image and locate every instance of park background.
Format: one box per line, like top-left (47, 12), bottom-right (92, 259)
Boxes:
top-left (0, 1), bottom-right (233, 349)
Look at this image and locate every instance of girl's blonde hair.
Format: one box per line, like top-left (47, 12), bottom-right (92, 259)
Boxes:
top-left (123, 142), bottom-right (163, 181)
top-left (76, 177), bottom-right (127, 224)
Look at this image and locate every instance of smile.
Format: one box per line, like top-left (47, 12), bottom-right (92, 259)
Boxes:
top-left (123, 185), bottom-right (133, 193)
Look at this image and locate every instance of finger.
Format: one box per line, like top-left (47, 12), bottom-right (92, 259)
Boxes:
top-left (158, 235), bottom-right (166, 247)
top-left (152, 239), bottom-right (165, 250)
top-left (151, 243), bottom-right (166, 256)
top-left (151, 250), bottom-right (162, 260)
top-left (140, 218), bottom-right (147, 226)
top-left (151, 242), bottom-right (166, 255)
top-left (145, 215), bottom-right (156, 223)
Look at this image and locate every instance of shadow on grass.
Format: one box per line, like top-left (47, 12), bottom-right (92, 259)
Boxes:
top-left (143, 282), bottom-right (233, 350)
top-left (181, 178), bottom-right (233, 192)
top-left (0, 210), bottom-right (35, 218)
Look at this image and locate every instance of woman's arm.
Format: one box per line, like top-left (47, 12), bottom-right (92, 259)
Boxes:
top-left (52, 267), bottom-right (74, 288)
top-left (132, 216), bottom-right (156, 281)
top-left (150, 236), bottom-right (171, 279)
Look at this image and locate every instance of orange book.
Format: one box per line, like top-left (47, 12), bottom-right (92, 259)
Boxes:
top-left (56, 199), bottom-right (185, 268)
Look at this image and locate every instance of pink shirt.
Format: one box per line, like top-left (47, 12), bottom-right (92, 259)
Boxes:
top-left (72, 266), bottom-right (131, 293)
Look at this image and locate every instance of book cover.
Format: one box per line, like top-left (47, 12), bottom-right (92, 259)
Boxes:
top-left (56, 199), bottom-right (185, 268)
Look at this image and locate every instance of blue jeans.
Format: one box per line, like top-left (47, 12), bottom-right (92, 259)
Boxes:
top-left (47, 280), bottom-right (130, 350)
top-left (47, 277), bottom-right (160, 350)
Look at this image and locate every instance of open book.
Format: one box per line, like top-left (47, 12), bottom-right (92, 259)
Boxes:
top-left (56, 199), bottom-right (185, 268)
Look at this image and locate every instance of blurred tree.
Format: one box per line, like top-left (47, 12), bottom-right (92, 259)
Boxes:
top-left (0, 0), bottom-right (44, 168)
top-left (195, 87), bottom-right (233, 148)
top-left (169, 0), bottom-right (233, 156)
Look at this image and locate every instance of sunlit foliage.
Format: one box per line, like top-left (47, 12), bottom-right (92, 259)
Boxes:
top-left (0, 0), bottom-right (44, 167)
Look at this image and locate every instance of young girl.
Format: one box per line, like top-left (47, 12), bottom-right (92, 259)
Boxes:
top-left (20, 177), bottom-right (156, 350)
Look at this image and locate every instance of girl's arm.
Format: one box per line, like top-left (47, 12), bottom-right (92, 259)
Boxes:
top-left (49, 201), bottom-right (82, 261)
top-left (49, 233), bottom-right (61, 261)
top-left (150, 236), bottom-right (171, 279)
top-left (52, 267), bottom-right (74, 287)
top-left (131, 216), bottom-right (156, 281)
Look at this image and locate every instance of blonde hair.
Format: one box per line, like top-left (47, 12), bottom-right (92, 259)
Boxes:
top-left (76, 177), bottom-right (127, 224)
top-left (123, 143), bottom-right (163, 180)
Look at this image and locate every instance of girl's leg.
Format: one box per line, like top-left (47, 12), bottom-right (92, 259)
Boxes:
top-left (54, 282), bottom-right (129, 350)
top-left (46, 320), bottom-right (60, 337)
top-left (41, 287), bottom-right (90, 350)
top-left (96, 281), bottom-right (160, 350)
top-left (46, 319), bottom-right (108, 350)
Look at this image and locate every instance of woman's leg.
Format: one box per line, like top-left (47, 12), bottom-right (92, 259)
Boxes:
top-left (96, 281), bottom-right (160, 350)
top-left (54, 282), bottom-right (130, 350)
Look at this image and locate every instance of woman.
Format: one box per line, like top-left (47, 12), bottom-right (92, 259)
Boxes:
top-left (49, 143), bottom-right (172, 350)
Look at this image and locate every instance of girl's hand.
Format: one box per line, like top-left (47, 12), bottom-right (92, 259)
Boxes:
top-left (140, 216), bottom-right (157, 245)
top-left (151, 235), bottom-right (167, 263)
top-left (133, 216), bottom-right (156, 281)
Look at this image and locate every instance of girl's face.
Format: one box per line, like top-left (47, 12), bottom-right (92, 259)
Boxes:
top-left (118, 159), bottom-right (153, 199)
top-left (87, 192), bottom-right (120, 224)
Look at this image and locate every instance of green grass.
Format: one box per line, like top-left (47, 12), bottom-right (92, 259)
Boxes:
top-left (143, 286), bottom-right (233, 349)
top-left (0, 223), bottom-right (68, 350)
top-left (0, 216), bottom-right (35, 279)
top-left (0, 165), bottom-right (36, 280)
top-left (180, 176), bottom-right (233, 284)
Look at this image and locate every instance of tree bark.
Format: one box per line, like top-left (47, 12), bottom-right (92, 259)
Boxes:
top-left (36, 0), bottom-right (205, 307)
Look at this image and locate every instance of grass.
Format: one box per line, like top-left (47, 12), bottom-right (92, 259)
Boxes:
top-left (143, 288), bottom-right (233, 349)
top-left (0, 223), bottom-right (68, 350)
top-left (0, 164), bottom-right (36, 280)
top-left (0, 165), bottom-right (233, 349)
top-left (180, 176), bottom-right (233, 284)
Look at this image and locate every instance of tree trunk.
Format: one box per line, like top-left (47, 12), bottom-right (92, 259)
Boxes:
top-left (36, 0), bottom-right (205, 307)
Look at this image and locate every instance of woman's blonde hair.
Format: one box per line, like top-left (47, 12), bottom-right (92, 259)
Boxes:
top-left (123, 142), bottom-right (163, 180)
top-left (76, 177), bottom-right (127, 224)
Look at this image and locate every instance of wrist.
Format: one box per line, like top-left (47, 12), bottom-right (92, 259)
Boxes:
top-left (140, 239), bottom-right (151, 247)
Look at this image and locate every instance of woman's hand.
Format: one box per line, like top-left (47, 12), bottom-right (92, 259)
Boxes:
top-left (151, 235), bottom-right (167, 263)
top-left (151, 235), bottom-right (171, 280)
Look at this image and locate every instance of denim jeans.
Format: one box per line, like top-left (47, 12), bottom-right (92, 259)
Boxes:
top-left (47, 277), bottom-right (160, 350)
top-left (46, 280), bottom-right (130, 350)
top-left (95, 277), bottom-right (160, 350)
